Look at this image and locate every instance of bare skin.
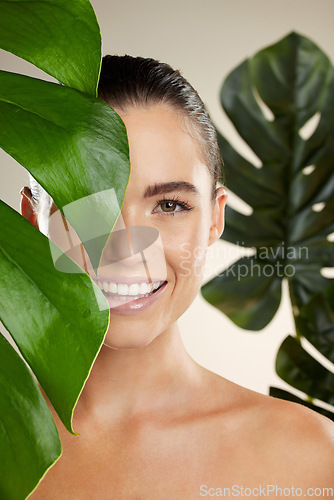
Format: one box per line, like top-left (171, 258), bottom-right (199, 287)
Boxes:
top-left (30, 347), bottom-right (334, 500)
top-left (23, 105), bottom-right (334, 499)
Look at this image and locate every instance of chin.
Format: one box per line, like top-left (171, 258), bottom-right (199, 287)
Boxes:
top-left (102, 331), bottom-right (159, 350)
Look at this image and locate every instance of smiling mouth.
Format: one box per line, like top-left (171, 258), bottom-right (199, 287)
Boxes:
top-left (94, 279), bottom-right (167, 301)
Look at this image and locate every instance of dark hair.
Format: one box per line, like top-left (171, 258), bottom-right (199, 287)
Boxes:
top-left (98, 55), bottom-right (223, 201)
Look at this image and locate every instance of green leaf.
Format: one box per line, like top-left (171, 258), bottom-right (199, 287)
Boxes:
top-left (275, 335), bottom-right (334, 406)
top-left (0, 333), bottom-right (62, 500)
top-left (269, 387), bottom-right (334, 421)
top-left (0, 70), bottom-right (130, 270)
top-left (273, 284), bottom-right (334, 415)
top-left (203, 32), bottom-right (334, 329)
top-left (0, 200), bottom-right (109, 435)
top-left (0, 0), bottom-right (101, 95)
top-left (295, 283), bottom-right (334, 363)
top-left (202, 256), bottom-right (282, 330)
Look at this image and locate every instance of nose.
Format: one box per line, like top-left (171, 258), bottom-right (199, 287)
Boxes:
top-left (96, 192), bottom-right (167, 282)
top-left (103, 198), bottom-right (147, 262)
top-left (102, 223), bottom-right (160, 264)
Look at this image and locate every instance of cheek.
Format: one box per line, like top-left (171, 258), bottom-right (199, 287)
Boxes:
top-left (161, 215), bottom-right (210, 283)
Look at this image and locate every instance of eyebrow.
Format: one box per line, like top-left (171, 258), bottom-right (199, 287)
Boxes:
top-left (143, 181), bottom-right (199, 198)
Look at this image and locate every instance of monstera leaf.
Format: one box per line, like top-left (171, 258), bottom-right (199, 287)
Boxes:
top-left (0, 332), bottom-right (61, 500)
top-left (0, 70), bottom-right (130, 271)
top-left (0, 201), bottom-right (110, 498)
top-left (201, 32), bottom-right (334, 330)
top-left (0, 0), bottom-right (130, 497)
top-left (0, 0), bottom-right (101, 95)
top-left (0, 0), bottom-right (130, 271)
top-left (270, 283), bottom-right (334, 420)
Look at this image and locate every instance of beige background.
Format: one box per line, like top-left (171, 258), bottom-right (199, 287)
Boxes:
top-left (1, 0), bottom-right (333, 402)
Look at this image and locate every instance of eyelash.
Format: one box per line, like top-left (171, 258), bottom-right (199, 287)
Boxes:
top-left (153, 195), bottom-right (195, 216)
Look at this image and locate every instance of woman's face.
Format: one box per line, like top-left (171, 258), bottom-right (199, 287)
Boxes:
top-left (48, 104), bottom-right (227, 349)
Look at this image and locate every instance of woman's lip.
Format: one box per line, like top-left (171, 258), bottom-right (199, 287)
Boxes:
top-left (104, 281), bottom-right (168, 315)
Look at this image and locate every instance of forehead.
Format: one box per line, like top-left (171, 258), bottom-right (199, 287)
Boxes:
top-left (45, 104), bottom-right (212, 222)
top-left (117, 104), bottom-right (211, 192)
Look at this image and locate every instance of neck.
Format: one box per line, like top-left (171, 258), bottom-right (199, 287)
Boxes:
top-left (75, 321), bottom-right (203, 424)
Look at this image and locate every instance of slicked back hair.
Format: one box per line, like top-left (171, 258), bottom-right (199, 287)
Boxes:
top-left (98, 55), bottom-right (222, 200)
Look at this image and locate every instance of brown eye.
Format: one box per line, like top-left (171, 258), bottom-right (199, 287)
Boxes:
top-left (153, 198), bottom-right (194, 215)
top-left (160, 201), bottom-right (177, 212)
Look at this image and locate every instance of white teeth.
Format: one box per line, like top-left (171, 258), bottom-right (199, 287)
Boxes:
top-left (129, 283), bottom-right (140, 296)
top-left (118, 284), bottom-right (128, 296)
top-left (96, 280), bottom-right (164, 297)
top-left (139, 282), bottom-right (149, 294)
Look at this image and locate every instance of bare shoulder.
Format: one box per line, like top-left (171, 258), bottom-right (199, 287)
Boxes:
top-left (205, 372), bottom-right (333, 488)
top-left (261, 393), bottom-right (334, 474)
top-left (255, 389), bottom-right (334, 444)
top-left (223, 377), bottom-right (334, 485)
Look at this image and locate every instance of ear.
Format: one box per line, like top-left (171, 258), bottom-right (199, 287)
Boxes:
top-left (20, 186), bottom-right (39, 229)
top-left (208, 186), bottom-right (228, 246)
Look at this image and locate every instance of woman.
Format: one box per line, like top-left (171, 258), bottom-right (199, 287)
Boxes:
top-left (21, 56), bottom-right (333, 499)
